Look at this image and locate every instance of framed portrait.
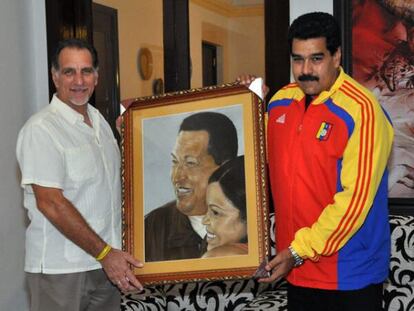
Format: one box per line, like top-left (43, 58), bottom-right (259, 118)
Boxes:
top-left (122, 84), bottom-right (270, 285)
top-left (334, 0), bottom-right (414, 214)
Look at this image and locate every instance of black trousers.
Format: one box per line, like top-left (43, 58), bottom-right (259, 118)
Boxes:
top-left (287, 282), bottom-right (383, 311)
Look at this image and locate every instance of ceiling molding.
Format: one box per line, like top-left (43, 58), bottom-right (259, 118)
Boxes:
top-left (191, 0), bottom-right (263, 17)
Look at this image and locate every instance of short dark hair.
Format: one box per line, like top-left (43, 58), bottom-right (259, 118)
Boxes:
top-left (208, 156), bottom-right (247, 242)
top-left (51, 38), bottom-right (99, 70)
top-left (288, 12), bottom-right (341, 55)
top-left (179, 112), bottom-right (238, 165)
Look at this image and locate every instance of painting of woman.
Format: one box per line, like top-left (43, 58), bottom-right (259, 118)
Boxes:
top-left (202, 156), bottom-right (248, 258)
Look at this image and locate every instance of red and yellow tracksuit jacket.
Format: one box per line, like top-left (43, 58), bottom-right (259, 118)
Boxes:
top-left (267, 68), bottom-right (394, 290)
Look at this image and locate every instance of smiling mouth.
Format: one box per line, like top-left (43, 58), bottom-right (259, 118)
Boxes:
top-left (175, 186), bottom-right (193, 198)
top-left (70, 88), bottom-right (88, 93)
top-left (206, 230), bottom-right (216, 241)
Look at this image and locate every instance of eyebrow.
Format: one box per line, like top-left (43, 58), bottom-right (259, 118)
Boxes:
top-left (209, 204), bottom-right (225, 211)
top-left (57, 66), bottom-right (96, 72)
top-left (170, 153), bottom-right (199, 161)
top-left (291, 52), bottom-right (325, 58)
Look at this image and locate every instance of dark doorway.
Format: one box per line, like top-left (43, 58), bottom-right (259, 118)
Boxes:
top-left (45, 0), bottom-right (93, 100)
top-left (163, 0), bottom-right (190, 92)
top-left (265, 0), bottom-right (290, 104)
top-left (202, 42), bottom-right (217, 87)
top-left (92, 3), bottom-right (121, 138)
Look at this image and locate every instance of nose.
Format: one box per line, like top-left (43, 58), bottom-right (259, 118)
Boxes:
top-left (73, 71), bottom-right (84, 85)
top-left (171, 163), bottom-right (186, 184)
top-left (302, 59), bottom-right (312, 75)
top-left (202, 213), bottom-right (210, 225)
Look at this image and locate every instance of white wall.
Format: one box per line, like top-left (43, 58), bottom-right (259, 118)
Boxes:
top-left (0, 0), bottom-right (48, 309)
top-left (290, 0), bottom-right (332, 22)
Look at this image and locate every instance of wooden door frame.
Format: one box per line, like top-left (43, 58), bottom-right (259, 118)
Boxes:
top-left (202, 41), bottom-right (218, 87)
top-left (92, 2), bottom-right (121, 138)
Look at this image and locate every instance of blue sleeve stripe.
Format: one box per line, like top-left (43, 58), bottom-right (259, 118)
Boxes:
top-left (337, 158), bottom-right (343, 192)
top-left (268, 98), bottom-right (292, 113)
top-left (324, 99), bottom-right (355, 138)
top-left (380, 105), bottom-right (393, 125)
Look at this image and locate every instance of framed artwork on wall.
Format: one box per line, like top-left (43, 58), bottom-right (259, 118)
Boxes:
top-left (121, 84), bottom-right (270, 285)
top-left (335, 0), bottom-right (414, 214)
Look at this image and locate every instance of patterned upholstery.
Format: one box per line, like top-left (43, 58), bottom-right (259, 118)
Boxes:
top-left (121, 214), bottom-right (414, 310)
top-left (121, 280), bottom-right (286, 311)
top-left (383, 215), bottom-right (414, 311)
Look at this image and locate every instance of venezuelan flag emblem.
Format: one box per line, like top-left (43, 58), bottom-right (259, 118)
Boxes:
top-left (316, 122), bottom-right (333, 141)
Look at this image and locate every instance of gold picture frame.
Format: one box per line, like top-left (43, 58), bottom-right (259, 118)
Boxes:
top-left (122, 83), bottom-right (269, 285)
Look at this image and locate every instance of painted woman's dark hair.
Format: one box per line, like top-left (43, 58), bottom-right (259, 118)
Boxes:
top-left (208, 155), bottom-right (246, 222)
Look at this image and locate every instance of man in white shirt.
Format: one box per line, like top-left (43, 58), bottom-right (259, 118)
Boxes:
top-left (16, 38), bottom-right (142, 311)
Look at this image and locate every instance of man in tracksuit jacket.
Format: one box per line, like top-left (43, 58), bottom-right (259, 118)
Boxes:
top-left (259, 12), bottom-right (394, 311)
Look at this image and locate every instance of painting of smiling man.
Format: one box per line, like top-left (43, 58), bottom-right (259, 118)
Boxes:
top-left (143, 106), bottom-right (244, 262)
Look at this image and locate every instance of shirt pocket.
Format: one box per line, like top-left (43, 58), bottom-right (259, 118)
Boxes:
top-left (65, 144), bottom-right (98, 181)
top-left (100, 137), bottom-right (121, 179)
top-left (104, 137), bottom-right (120, 167)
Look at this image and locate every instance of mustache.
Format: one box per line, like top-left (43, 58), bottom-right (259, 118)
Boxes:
top-left (298, 75), bottom-right (319, 82)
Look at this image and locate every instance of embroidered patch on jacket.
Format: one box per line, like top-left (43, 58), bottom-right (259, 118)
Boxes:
top-left (276, 113), bottom-right (286, 124)
top-left (316, 122), bottom-right (333, 141)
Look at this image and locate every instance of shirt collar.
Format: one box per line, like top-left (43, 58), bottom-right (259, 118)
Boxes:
top-left (188, 215), bottom-right (207, 239)
top-left (50, 94), bottom-right (87, 124)
top-left (50, 94), bottom-right (99, 128)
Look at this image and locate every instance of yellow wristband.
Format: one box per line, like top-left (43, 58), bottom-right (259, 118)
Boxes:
top-left (96, 244), bottom-right (112, 261)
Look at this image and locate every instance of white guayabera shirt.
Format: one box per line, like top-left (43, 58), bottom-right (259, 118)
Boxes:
top-left (16, 95), bottom-right (121, 274)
